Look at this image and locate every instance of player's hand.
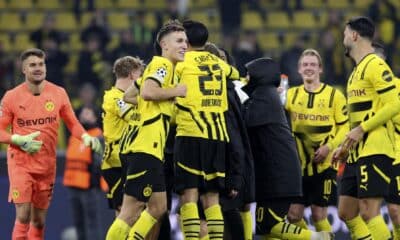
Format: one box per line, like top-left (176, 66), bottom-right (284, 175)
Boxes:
top-left (11, 131), bottom-right (43, 154)
top-left (331, 139), bottom-right (351, 167)
top-left (81, 133), bottom-right (103, 154)
top-left (313, 144), bottom-right (330, 164)
top-left (174, 84), bottom-right (187, 97)
top-left (228, 189), bottom-right (238, 198)
top-left (345, 126), bottom-right (364, 148)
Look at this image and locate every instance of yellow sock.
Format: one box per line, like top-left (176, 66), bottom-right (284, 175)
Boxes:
top-left (346, 215), bottom-right (372, 240)
top-left (204, 204), bottom-right (224, 240)
top-left (240, 210), bottom-right (253, 240)
top-left (393, 224), bottom-right (400, 240)
top-left (106, 218), bottom-right (130, 240)
top-left (293, 218), bottom-right (308, 229)
top-left (180, 202), bottom-right (200, 240)
top-left (128, 210), bottom-right (157, 240)
top-left (200, 235), bottom-right (210, 240)
top-left (366, 215), bottom-right (391, 240)
top-left (270, 221), bottom-right (313, 239)
top-left (314, 218), bottom-right (331, 232)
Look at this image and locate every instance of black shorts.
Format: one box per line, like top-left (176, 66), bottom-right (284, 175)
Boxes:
top-left (293, 167), bottom-right (337, 207)
top-left (174, 136), bottom-right (226, 194)
top-left (340, 155), bottom-right (392, 198)
top-left (102, 167), bottom-right (124, 210)
top-left (123, 152), bottom-right (166, 202)
top-left (385, 163), bottom-right (400, 204)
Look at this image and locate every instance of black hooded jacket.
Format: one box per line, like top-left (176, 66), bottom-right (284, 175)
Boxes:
top-left (243, 58), bottom-right (302, 201)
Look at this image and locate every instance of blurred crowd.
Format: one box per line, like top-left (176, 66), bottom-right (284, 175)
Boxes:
top-left (0, 0), bottom-right (398, 108)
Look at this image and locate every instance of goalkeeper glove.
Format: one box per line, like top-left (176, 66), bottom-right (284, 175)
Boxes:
top-left (81, 133), bottom-right (102, 154)
top-left (11, 131), bottom-right (43, 154)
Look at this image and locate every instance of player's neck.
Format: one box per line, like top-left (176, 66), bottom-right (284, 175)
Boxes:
top-left (26, 80), bottom-right (44, 95)
top-left (115, 78), bottom-right (131, 92)
top-left (352, 42), bottom-right (374, 65)
top-left (304, 80), bottom-right (321, 92)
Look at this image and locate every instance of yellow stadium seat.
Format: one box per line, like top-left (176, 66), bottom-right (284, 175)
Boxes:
top-left (81, 12), bottom-right (94, 29)
top-left (55, 12), bottom-right (79, 31)
top-left (0, 34), bottom-right (11, 52)
top-left (242, 11), bottom-right (264, 30)
top-left (68, 33), bottom-right (83, 52)
top-left (64, 53), bottom-right (78, 74)
top-left (107, 33), bottom-right (120, 50)
top-left (316, 11), bottom-right (328, 28)
top-left (25, 12), bottom-right (45, 31)
top-left (108, 12), bottom-right (130, 30)
top-left (343, 10), bottom-right (362, 22)
top-left (303, 0), bottom-right (324, 9)
top-left (352, 0), bottom-right (374, 9)
top-left (292, 11), bottom-right (317, 29)
top-left (95, 0), bottom-right (114, 9)
top-left (116, 0), bottom-right (141, 9)
top-left (0, 13), bottom-right (23, 31)
top-left (189, 11), bottom-right (211, 28)
top-left (7, 0), bottom-right (33, 9)
top-left (266, 12), bottom-right (291, 29)
top-left (13, 33), bottom-right (35, 52)
top-left (191, 0), bottom-right (216, 8)
top-left (144, 13), bottom-right (158, 29)
top-left (36, 0), bottom-right (62, 10)
top-left (326, 0), bottom-right (349, 9)
top-left (0, 0), bottom-right (6, 8)
top-left (283, 32), bottom-right (298, 48)
top-left (143, 0), bottom-right (166, 10)
top-left (257, 32), bottom-right (281, 50)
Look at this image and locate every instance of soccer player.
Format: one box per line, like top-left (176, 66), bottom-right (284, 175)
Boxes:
top-left (332, 16), bottom-right (400, 240)
top-left (106, 20), bottom-right (187, 240)
top-left (243, 57), bottom-right (333, 240)
top-left (101, 56), bottom-right (144, 213)
top-left (285, 49), bottom-right (348, 232)
top-left (372, 42), bottom-right (400, 240)
top-left (204, 42), bottom-right (255, 240)
top-left (173, 20), bottom-right (239, 240)
top-left (0, 48), bottom-right (101, 240)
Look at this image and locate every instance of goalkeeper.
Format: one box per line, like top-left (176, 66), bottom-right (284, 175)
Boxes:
top-left (0, 48), bottom-right (102, 240)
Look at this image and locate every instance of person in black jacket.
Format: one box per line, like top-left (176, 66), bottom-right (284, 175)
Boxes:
top-left (243, 57), bottom-right (334, 240)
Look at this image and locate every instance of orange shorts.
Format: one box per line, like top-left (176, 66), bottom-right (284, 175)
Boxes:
top-left (8, 163), bottom-right (55, 209)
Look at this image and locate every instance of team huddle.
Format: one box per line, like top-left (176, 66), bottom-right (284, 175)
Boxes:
top-left (1, 15), bottom-right (400, 240)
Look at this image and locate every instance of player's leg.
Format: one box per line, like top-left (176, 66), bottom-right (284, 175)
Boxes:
top-left (28, 207), bottom-right (47, 240)
top-left (180, 188), bottom-right (201, 240)
top-left (287, 203), bottom-right (307, 229)
top-left (128, 154), bottom-right (168, 240)
top-left (201, 192), bottom-right (224, 240)
top-left (256, 199), bottom-right (333, 240)
top-left (240, 203), bottom-right (253, 240)
top-left (12, 203), bottom-right (31, 240)
top-left (223, 208), bottom-right (244, 240)
top-left (357, 156), bottom-right (391, 239)
top-left (388, 203), bottom-right (400, 240)
top-left (338, 162), bottom-right (372, 240)
top-left (386, 163), bottom-right (400, 240)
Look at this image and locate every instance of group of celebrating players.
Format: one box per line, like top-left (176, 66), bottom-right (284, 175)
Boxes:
top-left (1, 13), bottom-right (400, 240)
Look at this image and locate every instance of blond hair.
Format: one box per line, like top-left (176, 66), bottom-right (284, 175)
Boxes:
top-left (113, 56), bottom-right (145, 78)
top-left (298, 48), bottom-right (323, 67)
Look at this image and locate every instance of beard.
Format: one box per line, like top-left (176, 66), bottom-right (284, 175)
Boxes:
top-left (344, 46), bottom-right (350, 58)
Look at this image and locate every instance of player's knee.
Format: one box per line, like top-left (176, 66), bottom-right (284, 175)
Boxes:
top-left (338, 207), bottom-right (351, 222)
top-left (30, 216), bottom-right (45, 228)
top-left (388, 204), bottom-right (400, 222)
top-left (287, 209), bottom-right (302, 223)
top-left (311, 208), bottom-right (327, 222)
top-left (148, 200), bottom-right (167, 219)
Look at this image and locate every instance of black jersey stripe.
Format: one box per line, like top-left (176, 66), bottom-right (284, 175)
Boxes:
top-left (302, 125), bottom-right (333, 134)
top-left (349, 101), bottom-right (372, 112)
top-left (200, 111), bottom-right (213, 139)
top-left (176, 103), bottom-right (204, 132)
top-left (307, 92), bottom-right (315, 108)
top-left (143, 114), bottom-right (162, 126)
top-left (377, 85), bottom-right (396, 94)
top-left (329, 88), bottom-right (336, 108)
top-left (217, 112), bottom-right (229, 141)
top-left (291, 87), bottom-right (299, 105)
top-left (211, 112), bottom-right (221, 140)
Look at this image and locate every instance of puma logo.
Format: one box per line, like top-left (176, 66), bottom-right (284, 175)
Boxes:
top-left (360, 184), bottom-right (368, 191)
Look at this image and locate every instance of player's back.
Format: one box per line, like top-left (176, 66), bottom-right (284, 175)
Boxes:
top-left (175, 51), bottom-right (231, 141)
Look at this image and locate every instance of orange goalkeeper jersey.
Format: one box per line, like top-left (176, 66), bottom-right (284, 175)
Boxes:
top-left (0, 81), bottom-right (85, 172)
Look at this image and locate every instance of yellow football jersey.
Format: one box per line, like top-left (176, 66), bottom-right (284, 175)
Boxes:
top-left (124, 56), bottom-right (177, 160)
top-left (174, 51), bottom-right (239, 141)
top-left (286, 84), bottom-right (348, 176)
top-left (101, 87), bottom-right (138, 169)
top-left (346, 53), bottom-right (400, 163)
